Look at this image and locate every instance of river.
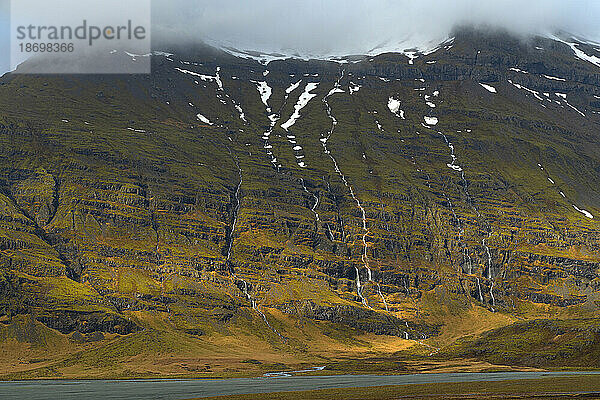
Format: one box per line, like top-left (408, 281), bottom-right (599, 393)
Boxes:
top-left (1, 371), bottom-right (599, 399)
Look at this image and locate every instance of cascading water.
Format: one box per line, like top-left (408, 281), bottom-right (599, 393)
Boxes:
top-left (226, 144), bottom-right (285, 340)
top-left (176, 64), bottom-right (290, 340)
top-left (300, 178), bottom-right (320, 225)
top-left (476, 277), bottom-right (484, 303)
top-left (483, 232), bottom-right (495, 310)
top-left (321, 71), bottom-right (388, 311)
top-left (405, 90), bottom-right (472, 278)
top-left (430, 97), bottom-right (497, 308)
top-left (225, 154), bottom-right (243, 263)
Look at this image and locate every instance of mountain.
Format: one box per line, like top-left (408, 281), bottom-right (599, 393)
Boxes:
top-left (1, 27), bottom-right (600, 379)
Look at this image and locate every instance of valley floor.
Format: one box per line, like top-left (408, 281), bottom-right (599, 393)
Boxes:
top-left (200, 375), bottom-right (600, 400)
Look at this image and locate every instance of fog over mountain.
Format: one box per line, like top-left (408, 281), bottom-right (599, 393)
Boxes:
top-left (153, 0), bottom-right (600, 55)
top-left (2, 0), bottom-right (599, 71)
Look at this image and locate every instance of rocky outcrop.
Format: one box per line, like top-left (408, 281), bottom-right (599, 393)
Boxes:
top-left (35, 310), bottom-right (141, 335)
top-left (276, 300), bottom-right (439, 338)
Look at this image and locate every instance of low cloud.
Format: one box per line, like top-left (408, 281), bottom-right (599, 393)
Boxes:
top-left (153, 0), bottom-right (600, 55)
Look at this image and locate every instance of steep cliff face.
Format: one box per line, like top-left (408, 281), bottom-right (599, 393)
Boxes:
top-left (1, 28), bottom-right (600, 377)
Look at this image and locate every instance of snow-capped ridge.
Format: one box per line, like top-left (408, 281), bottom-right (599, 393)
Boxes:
top-left (547, 32), bottom-right (600, 69)
top-left (205, 35), bottom-right (453, 66)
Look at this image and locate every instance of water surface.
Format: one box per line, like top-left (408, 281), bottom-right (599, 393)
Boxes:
top-left (1, 371), bottom-right (599, 399)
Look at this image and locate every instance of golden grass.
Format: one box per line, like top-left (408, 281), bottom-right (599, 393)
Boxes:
top-left (198, 375), bottom-right (600, 400)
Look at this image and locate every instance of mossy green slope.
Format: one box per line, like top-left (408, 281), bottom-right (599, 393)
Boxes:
top-left (0, 28), bottom-right (600, 377)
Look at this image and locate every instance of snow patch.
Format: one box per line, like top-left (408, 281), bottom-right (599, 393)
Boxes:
top-left (509, 67), bottom-right (528, 73)
top-left (327, 87), bottom-right (345, 97)
top-left (197, 114), bottom-right (213, 125)
top-left (175, 67), bottom-right (219, 84)
top-left (551, 35), bottom-right (600, 69)
top-left (573, 205), bottom-right (594, 219)
top-left (233, 102), bottom-right (247, 122)
top-left (127, 127), bottom-right (146, 133)
top-left (480, 83), bottom-right (497, 93)
top-left (543, 75), bottom-right (566, 81)
top-left (509, 80), bottom-right (544, 101)
top-left (286, 80), bottom-right (302, 94)
top-left (349, 83), bottom-right (361, 95)
top-left (554, 93), bottom-right (586, 116)
top-left (388, 97), bottom-right (405, 119)
top-left (255, 81), bottom-right (272, 108)
top-left (439, 133), bottom-right (463, 172)
top-left (424, 116), bottom-right (438, 125)
top-left (281, 83), bottom-right (319, 131)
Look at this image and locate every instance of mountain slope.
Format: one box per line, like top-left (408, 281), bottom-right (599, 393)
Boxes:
top-left (1, 27), bottom-right (600, 378)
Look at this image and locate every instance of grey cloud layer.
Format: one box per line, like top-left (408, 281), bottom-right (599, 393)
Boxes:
top-left (153, 0), bottom-right (600, 54)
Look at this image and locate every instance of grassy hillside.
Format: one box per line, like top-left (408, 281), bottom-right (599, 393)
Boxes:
top-left (1, 29), bottom-right (600, 377)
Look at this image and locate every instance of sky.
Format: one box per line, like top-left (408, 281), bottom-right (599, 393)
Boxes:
top-left (1, 0), bottom-right (600, 74)
top-left (152, 0), bottom-right (600, 55)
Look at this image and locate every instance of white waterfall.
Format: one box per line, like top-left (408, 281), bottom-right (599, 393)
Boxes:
top-left (321, 71), bottom-right (388, 310)
top-left (300, 178), bottom-right (320, 226)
